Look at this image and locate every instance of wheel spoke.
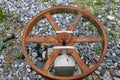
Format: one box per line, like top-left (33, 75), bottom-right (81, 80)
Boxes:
top-left (67, 13), bottom-right (82, 31)
top-left (71, 49), bottom-right (89, 72)
top-left (73, 36), bottom-right (103, 42)
top-left (26, 36), bottom-right (57, 43)
top-left (43, 49), bottom-right (61, 71)
top-left (44, 12), bottom-right (61, 31)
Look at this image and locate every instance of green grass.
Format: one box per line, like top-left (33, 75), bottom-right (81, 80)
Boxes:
top-left (95, 47), bottom-right (101, 56)
top-left (13, 17), bottom-right (19, 22)
top-left (0, 43), bottom-right (6, 51)
top-left (51, 0), bottom-right (56, 7)
top-left (92, 7), bottom-right (99, 15)
top-left (7, 40), bottom-right (13, 46)
top-left (2, 22), bottom-right (9, 30)
top-left (111, 0), bottom-right (117, 3)
top-left (15, 54), bottom-right (22, 59)
top-left (96, 0), bottom-right (105, 5)
top-left (0, 8), bottom-right (4, 19)
top-left (89, 25), bottom-right (95, 31)
top-left (109, 27), bottom-right (116, 40)
top-left (41, 0), bottom-right (47, 3)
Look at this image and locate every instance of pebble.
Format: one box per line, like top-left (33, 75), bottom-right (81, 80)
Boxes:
top-left (112, 53), bottom-right (116, 56)
top-left (113, 77), bottom-right (120, 80)
top-left (0, 55), bottom-right (5, 60)
top-left (103, 71), bottom-right (112, 80)
top-left (95, 70), bottom-right (101, 75)
top-left (0, 24), bottom-right (3, 31)
top-left (107, 15), bottom-right (115, 20)
top-left (56, 0), bottom-right (65, 5)
top-left (26, 68), bottom-right (31, 73)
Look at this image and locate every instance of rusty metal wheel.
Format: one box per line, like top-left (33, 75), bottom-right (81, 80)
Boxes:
top-left (22, 6), bottom-right (108, 80)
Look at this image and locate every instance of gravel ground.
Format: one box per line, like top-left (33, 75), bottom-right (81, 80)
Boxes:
top-left (0, 0), bottom-right (120, 80)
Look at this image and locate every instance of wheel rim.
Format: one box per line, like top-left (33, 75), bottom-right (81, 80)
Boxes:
top-left (22, 6), bottom-right (108, 80)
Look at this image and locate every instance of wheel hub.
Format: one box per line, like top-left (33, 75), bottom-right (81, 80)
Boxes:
top-left (56, 32), bottom-right (72, 45)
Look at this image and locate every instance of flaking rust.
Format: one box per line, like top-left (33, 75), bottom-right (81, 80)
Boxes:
top-left (22, 6), bottom-right (108, 80)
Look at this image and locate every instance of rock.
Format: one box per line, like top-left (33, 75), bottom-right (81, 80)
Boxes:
top-left (32, 52), bottom-right (38, 58)
top-left (30, 43), bottom-right (38, 49)
top-left (37, 62), bottom-right (44, 68)
top-left (0, 68), bottom-right (3, 73)
top-left (95, 70), bottom-right (100, 75)
top-left (110, 71), bottom-right (117, 77)
top-left (0, 24), bottom-right (3, 31)
top-left (0, 55), bottom-right (4, 60)
top-left (115, 13), bottom-right (120, 18)
top-left (103, 71), bottom-right (112, 80)
top-left (56, 0), bottom-right (65, 5)
top-left (115, 71), bottom-right (120, 77)
top-left (114, 63), bottom-right (118, 67)
top-left (113, 77), bottom-right (120, 80)
top-left (68, 0), bottom-right (74, 3)
top-left (26, 68), bottom-right (31, 73)
top-left (100, 68), bottom-right (106, 76)
top-left (112, 53), bottom-right (116, 56)
top-left (107, 15), bottom-right (115, 20)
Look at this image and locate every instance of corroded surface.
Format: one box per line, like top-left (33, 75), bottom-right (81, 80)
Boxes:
top-left (22, 6), bottom-right (108, 80)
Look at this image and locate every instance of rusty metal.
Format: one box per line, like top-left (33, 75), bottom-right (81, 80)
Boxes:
top-left (22, 6), bottom-right (108, 80)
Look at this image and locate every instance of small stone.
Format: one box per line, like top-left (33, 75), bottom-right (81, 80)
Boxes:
top-left (56, 0), bottom-right (65, 5)
top-left (107, 15), bottom-right (115, 20)
top-left (37, 62), bottom-right (44, 68)
top-left (103, 71), bottom-right (112, 80)
top-left (114, 63), bottom-right (118, 67)
top-left (0, 24), bottom-right (3, 31)
top-left (97, 15), bottom-right (102, 18)
top-left (68, 0), bottom-right (74, 3)
top-left (95, 70), bottom-right (100, 75)
top-left (32, 71), bottom-right (37, 75)
top-left (110, 71), bottom-right (117, 77)
top-left (26, 77), bottom-right (30, 80)
top-left (115, 71), bottom-right (120, 77)
top-left (32, 52), bottom-right (38, 58)
top-left (26, 64), bottom-right (30, 68)
top-left (0, 68), bottom-right (3, 73)
top-left (100, 68), bottom-right (106, 76)
top-left (113, 77), bottom-right (120, 80)
top-left (112, 53), bottom-right (116, 56)
top-left (30, 43), bottom-right (38, 49)
top-left (26, 68), bottom-right (31, 73)
top-left (0, 55), bottom-right (4, 60)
